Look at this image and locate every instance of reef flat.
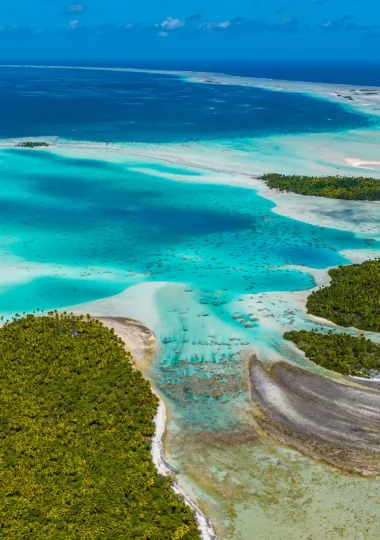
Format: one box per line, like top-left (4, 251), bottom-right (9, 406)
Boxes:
top-left (250, 357), bottom-right (380, 475)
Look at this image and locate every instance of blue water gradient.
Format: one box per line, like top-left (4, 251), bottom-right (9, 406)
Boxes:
top-left (0, 147), bottom-right (378, 435)
top-left (0, 67), bottom-right (374, 143)
top-left (1, 149), bottom-right (374, 308)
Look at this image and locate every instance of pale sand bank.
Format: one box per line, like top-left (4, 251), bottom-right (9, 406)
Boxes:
top-left (68, 255), bottom-right (380, 539)
top-left (346, 158), bottom-right (380, 170)
top-left (2, 64), bottom-right (380, 537)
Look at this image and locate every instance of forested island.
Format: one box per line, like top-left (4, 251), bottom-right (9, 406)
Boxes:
top-left (307, 259), bottom-right (380, 332)
top-left (284, 259), bottom-right (380, 377)
top-left (16, 141), bottom-right (50, 148)
top-left (262, 173), bottom-right (380, 200)
top-left (284, 330), bottom-right (380, 377)
top-left (0, 312), bottom-right (200, 539)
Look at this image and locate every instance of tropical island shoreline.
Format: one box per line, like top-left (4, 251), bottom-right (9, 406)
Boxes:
top-left (0, 312), bottom-right (203, 539)
top-left (69, 250), bottom-right (380, 538)
top-left (249, 355), bottom-right (380, 476)
top-left (250, 257), bottom-right (380, 476)
top-left (95, 316), bottom-right (218, 540)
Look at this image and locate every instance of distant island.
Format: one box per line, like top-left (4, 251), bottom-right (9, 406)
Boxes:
top-left (262, 173), bottom-right (380, 200)
top-left (0, 312), bottom-right (200, 539)
top-left (16, 141), bottom-right (50, 148)
top-left (284, 259), bottom-right (380, 377)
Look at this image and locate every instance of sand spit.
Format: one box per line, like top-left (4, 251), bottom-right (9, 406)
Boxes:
top-left (96, 316), bottom-right (218, 540)
top-left (250, 356), bottom-right (380, 476)
top-left (183, 73), bottom-right (380, 117)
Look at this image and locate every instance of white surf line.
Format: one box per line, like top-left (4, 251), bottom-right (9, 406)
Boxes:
top-left (1, 62), bottom-right (380, 90)
top-left (78, 311), bottom-right (218, 539)
top-left (152, 398), bottom-right (219, 540)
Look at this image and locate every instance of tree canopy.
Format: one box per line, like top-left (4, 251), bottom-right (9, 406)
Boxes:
top-left (16, 141), bottom-right (50, 148)
top-left (262, 173), bottom-right (380, 200)
top-left (284, 259), bottom-right (380, 377)
top-left (306, 259), bottom-right (380, 332)
top-left (0, 312), bottom-right (200, 540)
top-left (284, 329), bottom-right (380, 377)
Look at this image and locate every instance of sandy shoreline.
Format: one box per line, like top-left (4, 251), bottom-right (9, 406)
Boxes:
top-left (1, 64), bottom-right (380, 239)
top-left (96, 316), bottom-right (218, 540)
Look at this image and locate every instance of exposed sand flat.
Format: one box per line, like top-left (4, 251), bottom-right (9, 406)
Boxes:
top-left (345, 158), bottom-right (380, 170)
top-left (2, 64), bottom-right (380, 536)
top-left (97, 316), bottom-right (156, 367)
top-left (183, 74), bottom-right (380, 117)
top-left (250, 357), bottom-right (380, 476)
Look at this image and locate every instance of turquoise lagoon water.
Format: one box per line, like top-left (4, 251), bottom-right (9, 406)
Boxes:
top-left (0, 149), bottom-right (378, 413)
top-left (0, 148), bottom-right (373, 313)
top-left (1, 67), bottom-right (380, 538)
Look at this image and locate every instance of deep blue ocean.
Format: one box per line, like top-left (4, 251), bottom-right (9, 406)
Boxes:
top-left (0, 64), bottom-right (375, 143)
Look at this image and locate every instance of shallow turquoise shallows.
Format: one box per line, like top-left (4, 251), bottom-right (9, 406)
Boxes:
top-left (0, 149), bottom-right (372, 312)
top-left (0, 149), bottom-right (379, 427)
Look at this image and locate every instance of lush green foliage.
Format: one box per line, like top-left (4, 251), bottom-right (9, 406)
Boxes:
top-left (0, 312), bottom-right (200, 540)
top-left (307, 259), bottom-right (380, 332)
top-left (16, 141), bottom-right (50, 148)
top-left (284, 259), bottom-right (380, 377)
top-left (262, 173), bottom-right (380, 200)
top-left (284, 329), bottom-right (380, 377)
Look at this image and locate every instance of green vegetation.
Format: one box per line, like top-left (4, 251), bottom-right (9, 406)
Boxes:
top-left (284, 330), bottom-right (380, 377)
top-left (262, 173), bottom-right (380, 200)
top-left (16, 141), bottom-right (50, 148)
top-left (0, 312), bottom-right (200, 540)
top-left (284, 259), bottom-right (380, 377)
top-left (307, 259), bottom-right (380, 332)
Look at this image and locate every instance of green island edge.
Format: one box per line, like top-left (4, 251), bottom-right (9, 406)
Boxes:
top-left (262, 173), bottom-right (380, 200)
top-left (285, 258), bottom-right (380, 377)
top-left (0, 312), bottom-right (200, 540)
top-left (1, 166), bottom-right (379, 535)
